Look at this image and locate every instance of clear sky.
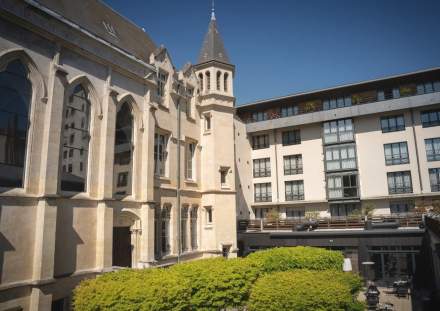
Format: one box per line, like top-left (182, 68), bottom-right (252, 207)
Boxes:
top-left (104, 0), bottom-right (440, 105)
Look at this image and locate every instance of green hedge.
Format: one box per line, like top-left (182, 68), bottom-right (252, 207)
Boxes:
top-left (248, 270), bottom-right (364, 311)
top-left (245, 246), bottom-right (344, 273)
top-left (73, 247), bottom-right (355, 311)
top-left (170, 258), bottom-right (259, 310)
top-left (73, 269), bottom-right (191, 311)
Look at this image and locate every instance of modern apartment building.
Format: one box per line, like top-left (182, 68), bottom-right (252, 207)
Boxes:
top-left (0, 0), bottom-right (237, 310)
top-left (235, 67), bottom-right (440, 283)
top-left (236, 68), bottom-right (440, 219)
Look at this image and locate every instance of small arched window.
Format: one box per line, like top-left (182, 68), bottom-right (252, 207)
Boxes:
top-left (224, 73), bottom-right (229, 92)
top-left (216, 71), bottom-right (221, 91)
top-left (0, 60), bottom-right (31, 188)
top-left (198, 73), bottom-right (204, 92)
top-left (113, 102), bottom-right (134, 197)
top-left (60, 84), bottom-right (91, 192)
top-left (205, 71), bottom-right (211, 90)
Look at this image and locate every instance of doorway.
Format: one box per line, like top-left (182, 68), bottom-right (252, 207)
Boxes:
top-left (112, 226), bottom-right (132, 267)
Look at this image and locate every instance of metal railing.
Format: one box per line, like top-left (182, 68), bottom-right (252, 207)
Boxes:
top-left (238, 213), bottom-right (424, 232)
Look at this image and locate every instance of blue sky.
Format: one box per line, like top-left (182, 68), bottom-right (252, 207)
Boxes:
top-left (104, 0), bottom-right (440, 105)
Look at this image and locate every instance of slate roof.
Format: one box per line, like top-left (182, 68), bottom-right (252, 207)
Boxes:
top-left (197, 14), bottom-right (231, 65)
top-left (36, 0), bottom-right (157, 63)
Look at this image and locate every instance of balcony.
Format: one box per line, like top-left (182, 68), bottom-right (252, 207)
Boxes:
top-left (242, 83), bottom-right (440, 133)
top-left (238, 213), bottom-right (423, 232)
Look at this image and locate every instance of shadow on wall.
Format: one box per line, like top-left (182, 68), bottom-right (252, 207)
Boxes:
top-left (0, 206), bottom-right (16, 284)
top-left (54, 203), bottom-right (84, 278)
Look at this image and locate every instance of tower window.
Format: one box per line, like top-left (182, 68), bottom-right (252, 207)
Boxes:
top-left (216, 71), bottom-right (221, 90)
top-left (224, 73), bottom-right (228, 92)
top-left (199, 73), bottom-right (204, 92)
top-left (204, 114), bottom-right (212, 131)
top-left (205, 71), bottom-right (211, 90)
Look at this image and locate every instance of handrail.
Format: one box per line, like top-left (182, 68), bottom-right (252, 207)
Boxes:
top-left (239, 213), bottom-right (424, 232)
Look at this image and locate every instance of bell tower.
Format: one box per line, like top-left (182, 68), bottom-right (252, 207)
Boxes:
top-left (195, 3), bottom-right (237, 258)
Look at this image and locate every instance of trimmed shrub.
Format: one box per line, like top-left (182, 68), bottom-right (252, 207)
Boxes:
top-left (248, 269), bottom-right (364, 311)
top-left (170, 257), bottom-right (260, 310)
top-left (245, 246), bottom-right (344, 273)
top-left (73, 268), bottom-right (191, 311)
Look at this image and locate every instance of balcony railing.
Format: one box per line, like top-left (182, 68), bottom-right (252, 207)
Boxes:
top-left (238, 213), bottom-right (423, 232)
top-left (241, 80), bottom-right (440, 124)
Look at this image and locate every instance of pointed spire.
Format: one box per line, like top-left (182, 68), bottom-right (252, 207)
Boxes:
top-left (197, 2), bottom-right (231, 65)
top-left (211, 0), bottom-right (216, 20)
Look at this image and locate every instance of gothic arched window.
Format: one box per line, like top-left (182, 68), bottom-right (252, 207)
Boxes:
top-left (113, 102), bottom-right (134, 196)
top-left (205, 71), bottom-right (210, 90)
top-left (224, 73), bottom-right (229, 92)
top-left (216, 71), bottom-right (221, 91)
top-left (198, 73), bottom-right (204, 92)
top-left (60, 84), bottom-right (91, 192)
top-left (0, 60), bottom-right (31, 188)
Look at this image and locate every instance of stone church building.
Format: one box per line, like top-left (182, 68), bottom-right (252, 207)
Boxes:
top-left (0, 0), bottom-right (238, 309)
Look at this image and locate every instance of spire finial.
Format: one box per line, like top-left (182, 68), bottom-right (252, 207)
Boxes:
top-left (211, 0), bottom-right (216, 20)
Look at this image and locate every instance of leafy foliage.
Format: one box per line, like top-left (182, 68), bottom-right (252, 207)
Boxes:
top-left (170, 258), bottom-right (259, 310)
top-left (73, 247), bottom-right (358, 311)
top-left (248, 270), bottom-right (364, 311)
top-left (245, 246), bottom-right (344, 273)
top-left (73, 268), bottom-right (191, 311)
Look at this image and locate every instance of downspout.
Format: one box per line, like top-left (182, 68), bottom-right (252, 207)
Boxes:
top-left (176, 98), bottom-right (182, 263)
top-left (410, 108), bottom-right (424, 193)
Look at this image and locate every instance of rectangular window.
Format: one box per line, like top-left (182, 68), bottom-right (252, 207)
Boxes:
top-left (68, 164), bottom-right (73, 173)
top-left (282, 129), bottom-right (301, 146)
top-left (381, 115), bottom-right (405, 133)
top-left (157, 71), bottom-right (167, 97)
top-left (421, 110), bottom-right (440, 128)
top-left (205, 206), bottom-right (213, 224)
top-left (281, 105), bottom-right (299, 117)
top-left (323, 119), bottom-right (354, 144)
top-left (384, 142), bottom-right (409, 165)
top-left (390, 202), bottom-right (414, 214)
top-left (253, 158), bottom-right (271, 177)
top-left (254, 207), bottom-right (270, 219)
top-left (425, 138), bottom-right (440, 161)
top-left (254, 183), bottom-right (272, 202)
top-left (186, 142), bottom-right (196, 180)
top-left (286, 207), bottom-right (305, 219)
top-left (252, 111), bottom-right (267, 122)
top-left (284, 154), bottom-right (303, 175)
top-left (330, 203), bottom-right (359, 217)
top-left (154, 133), bottom-right (168, 176)
top-left (285, 180), bottom-right (304, 201)
top-left (252, 134), bottom-right (269, 150)
top-left (417, 81), bottom-right (440, 94)
top-left (69, 149), bottom-right (74, 158)
top-left (327, 174), bottom-right (358, 199)
top-left (387, 171), bottom-right (412, 194)
top-left (323, 96), bottom-right (352, 110)
top-left (220, 168), bottom-right (228, 187)
top-left (325, 145), bottom-right (357, 171)
top-left (429, 168), bottom-right (440, 192)
top-left (204, 114), bottom-right (211, 131)
top-left (117, 172), bottom-right (128, 187)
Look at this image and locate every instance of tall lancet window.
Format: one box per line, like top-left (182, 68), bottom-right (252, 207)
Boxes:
top-left (0, 60), bottom-right (31, 188)
top-left (224, 73), bottom-right (229, 92)
top-left (198, 73), bottom-right (204, 92)
top-left (113, 102), bottom-right (134, 196)
top-left (60, 84), bottom-right (91, 192)
top-left (205, 71), bottom-right (211, 90)
top-left (216, 71), bottom-right (221, 90)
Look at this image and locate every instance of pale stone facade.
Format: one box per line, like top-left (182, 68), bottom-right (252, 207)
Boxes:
top-left (0, 0), bottom-right (237, 310)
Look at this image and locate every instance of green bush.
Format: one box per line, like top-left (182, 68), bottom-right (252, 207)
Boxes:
top-left (73, 268), bottom-right (191, 311)
top-left (170, 257), bottom-right (259, 310)
top-left (245, 246), bottom-right (344, 273)
top-left (248, 270), bottom-right (364, 311)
